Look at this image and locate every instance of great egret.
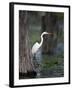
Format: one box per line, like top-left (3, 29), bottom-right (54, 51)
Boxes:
top-left (32, 32), bottom-right (52, 55)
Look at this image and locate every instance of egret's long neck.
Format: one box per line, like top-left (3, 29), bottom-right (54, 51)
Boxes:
top-left (39, 34), bottom-right (43, 47)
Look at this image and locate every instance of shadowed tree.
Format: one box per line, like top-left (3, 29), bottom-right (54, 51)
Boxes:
top-left (19, 11), bottom-right (36, 78)
top-left (41, 12), bottom-right (59, 54)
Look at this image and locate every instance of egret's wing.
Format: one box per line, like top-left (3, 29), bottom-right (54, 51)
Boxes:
top-left (32, 42), bottom-right (40, 54)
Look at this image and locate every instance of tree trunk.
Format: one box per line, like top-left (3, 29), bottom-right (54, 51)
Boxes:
top-left (19, 11), bottom-right (36, 78)
top-left (41, 12), bottom-right (58, 54)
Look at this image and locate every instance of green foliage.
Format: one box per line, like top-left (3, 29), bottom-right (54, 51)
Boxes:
top-left (29, 25), bottom-right (41, 47)
top-left (53, 13), bottom-right (64, 20)
top-left (41, 55), bottom-right (63, 69)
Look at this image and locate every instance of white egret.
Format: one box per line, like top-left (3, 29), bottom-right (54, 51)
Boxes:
top-left (32, 32), bottom-right (52, 55)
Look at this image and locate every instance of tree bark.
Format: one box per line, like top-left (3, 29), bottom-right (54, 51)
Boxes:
top-left (19, 11), bottom-right (35, 75)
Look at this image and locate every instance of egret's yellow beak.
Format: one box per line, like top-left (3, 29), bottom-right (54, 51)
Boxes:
top-left (48, 33), bottom-right (53, 35)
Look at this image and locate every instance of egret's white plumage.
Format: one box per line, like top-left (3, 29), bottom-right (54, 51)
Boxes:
top-left (32, 32), bottom-right (52, 55)
top-left (32, 42), bottom-right (40, 54)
